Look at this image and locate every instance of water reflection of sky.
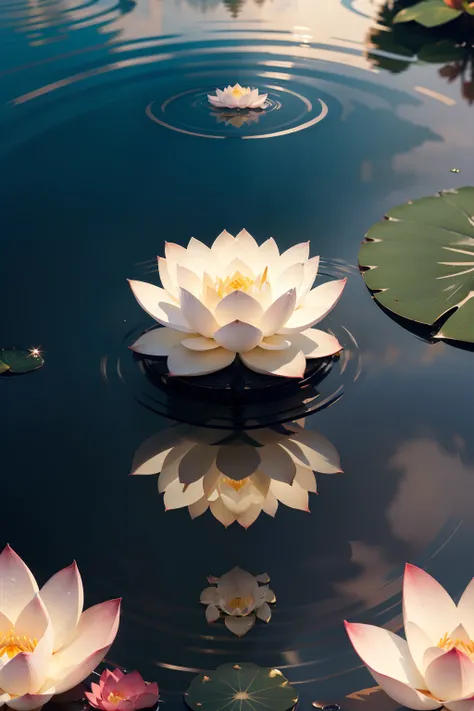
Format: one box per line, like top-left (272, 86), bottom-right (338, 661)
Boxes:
top-left (2, 0), bottom-right (474, 708)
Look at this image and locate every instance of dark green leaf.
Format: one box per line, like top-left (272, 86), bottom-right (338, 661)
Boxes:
top-left (359, 187), bottom-right (474, 343)
top-left (185, 664), bottom-right (298, 711)
top-left (0, 348), bottom-right (44, 373)
top-left (0, 361), bottom-right (10, 374)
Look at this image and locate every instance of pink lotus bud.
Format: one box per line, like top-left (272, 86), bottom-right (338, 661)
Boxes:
top-left (85, 669), bottom-right (159, 711)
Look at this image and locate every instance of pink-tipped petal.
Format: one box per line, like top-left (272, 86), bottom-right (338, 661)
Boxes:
top-left (279, 279), bottom-right (347, 334)
top-left (131, 328), bottom-right (185, 357)
top-left (49, 599), bottom-right (121, 693)
top-left (268, 480), bottom-right (309, 511)
top-left (236, 503), bottom-right (263, 528)
top-left (297, 256), bottom-right (320, 306)
top-left (163, 477), bottom-right (204, 510)
top-left (128, 281), bottom-right (193, 333)
top-left (368, 671), bottom-right (441, 710)
top-left (261, 290), bottom-right (297, 337)
top-left (281, 429), bottom-right (342, 474)
top-left (0, 545), bottom-right (38, 621)
top-left (235, 230), bottom-right (259, 262)
top-left (425, 648), bottom-right (474, 702)
top-left (445, 695), bottom-right (474, 711)
top-left (130, 425), bottom-right (188, 476)
top-left (167, 344), bottom-right (236, 376)
top-left (0, 610), bottom-right (53, 695)
top-left (188, 497), bottom-right (209, 520)
top-left (211, 231), bottom-right (235, 261)
top-left (205, 605), bottom-right (220, 623)
top-left (404, 621), bottom-right (435, 674)
top-left (289, 329), bottom-right (343, 359)
top-left (240, 346), bottom-right (306, 378)
top-left (115, 671), bottom-right (147, 697)
top-left (458, 579), bottom-right (474, 640)
top-left (403, 564), bottom-right (458, 644)
top-left (271, 243), bottom-right (310, 279)
top-left (40, 562), bottom-right (84, 652)
top-left (344, 621), bottom-right (425, 688)
top-left (5, 688), bottom-right (56, 711)
top-left (209, 499), bottom-right (236, 527)
top-left (213, 321), bottom-right (263, 353)
top-left (214, 291), bottom-right (264, 328)
top-left (157, 258), bottom-right (178, 301)
top-left (257, 444), bottom-right (296, 484)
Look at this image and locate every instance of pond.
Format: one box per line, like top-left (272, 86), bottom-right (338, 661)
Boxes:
top-left (1, 0), bottom-right (474, 709)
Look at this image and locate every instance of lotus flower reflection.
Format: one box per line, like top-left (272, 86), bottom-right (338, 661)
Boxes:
top-left (86, 669), bottom-right (159, 711)
top-left (129, 230), bottom-right (346, 378)
top-left (346, 564), bottom-right (474, 710)
top-left (131, 420), bottom-right (342, 527)
top-left (0, 546), bottom-right (120, 711)
top-left (207, 85), bottom-right (267, 110)
top-left (201, 568), bottom-right (275, 637)
top-left (210, 109), bottom-right (261, 129)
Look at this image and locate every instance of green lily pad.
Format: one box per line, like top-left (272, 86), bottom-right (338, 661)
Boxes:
top-left (359, 187), bottom-right (474, 343)
top-left (0, 348), bottom-right (44, 374)
top-left (185, 663), bottom-right (298, 711)
top-left (394, 0), bottom-right (462, 27)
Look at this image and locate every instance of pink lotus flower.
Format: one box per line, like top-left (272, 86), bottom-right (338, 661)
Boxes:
top-left (86, 669), bottom-right (159, 711)
top-left (346, 564), bottom-right (474, 710)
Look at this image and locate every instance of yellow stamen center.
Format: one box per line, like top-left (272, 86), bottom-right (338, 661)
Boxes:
top-left (227, 596), bottom-right (254, 612)
top-left (216, 267), bottom-right (268, 298)
top-left (0, 630), bottom-right (37, 659)
top-left (438, 633), bottom-right (474, 657)
top-left (223, 477), bottom-right (249, 492)
top-left (107, 693), bottom-right (125, 705)
top-left (231, 86), bottom-right (246, 97)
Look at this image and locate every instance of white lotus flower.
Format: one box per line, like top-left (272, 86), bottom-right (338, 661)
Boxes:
top-left (0, 546), bottom-right (120, 711)
top-left (131, 420), bottom-right (342, 528)
top-left (346, 564), bottom-right (474, 711)
top-left (129, 230), bottom-right (346, 378)
top-left (200, 568), bottom-right (275, 637)
top-left (207, 85), bottom-right (267, 109)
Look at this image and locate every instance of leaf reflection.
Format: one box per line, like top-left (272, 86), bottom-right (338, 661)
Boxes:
top-left (131, 420), bottom-right (342, 527)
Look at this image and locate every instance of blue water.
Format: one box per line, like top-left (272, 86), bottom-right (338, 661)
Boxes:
top-left (1, 0), bottom-right (474, 709)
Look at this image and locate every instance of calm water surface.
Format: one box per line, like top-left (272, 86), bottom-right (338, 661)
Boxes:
top-left (2, 0), bottom-right (474, 708)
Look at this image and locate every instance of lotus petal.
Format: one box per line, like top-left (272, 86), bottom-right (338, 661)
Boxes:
top-left (241, 346), bottom-right (306, 378)
top-left (214, 321), bottom-right (263, 353)
top-left (215, 291), bottom-right (264, 327)
top-left (188, 497), bottom-right (209, 520)
top-left (0, 608), bottom-right (52, 695)
top-left (164, 242), bottom-right (188, 282)
top-left (458, 579), bottom-right (474, 639)
top-left (179, 289), bottom-right (218, 338)
top-left (130, 328), bottom-right (185, 356)
top-left (405, 619), bottom-right (440, 673)
top-left (0, 611), bottom-right (13, 636)
top-left (259, 335), bottom-right (291, 350)
top-left (345, 622), bottom-right (426, 688)
top-left (177, 444), bottom-right (217, 485)
top-left (255, 573), bottom-right (270, 584)
top-left (235, 229), bottom-right (259, 262)
top-left (297, 256), bottom-right (320, 305)
top-left (368, 671), bottom-right (441, 710)
top-left (445, 695), bottom-right (474, 711)
top-left (281, 429), bottom-right (342, 474)
top-left (279, 279), bottom-right (347, 334)
top-left (39, 563), bottom-right (84, 653)
top-left (257, 444), bottom-right (296, 484)
top-left (403, 564), bottom-right (458, 644)
top-left (290, 329), bottom-right (343, 359)
top-left (256, 603), bottom-right (271, 623)
top-left (49, 599), bottom-right (121, 693)
top-left (163, 477), bottom-right (204, 510)
top-left (261, 290), bottom-right (297, 337)
top-left (252, 93), bottom-right (268, 108)
top-left (236, 504), bottom-right (263, 528)
top-left (128, 281), bottom-right (193, 333)
top-left (258, 238), bottom-right (279, 271)
top-left (208, 95), bottom-right (223, 107)
top-left (209, 499), bottom-right (236, 527)
top-left (181, 336), bottom-right (219, 351)
top-left (200, 588), bottom-right (219, 605)
top-left (176, 265), bottom-right (203, 297)
top-left (205, 605), bottom-right (220, 623)
top-left (6, 688), bottom-right (56, 711)
top-left (157, 258), bottom-right (179, 300)
top-left (131, 426), bottom-right (189, 476)
top-left (0, 546), bottom-right (38, 622)
top-left (167, 345), bottom-right (235, 376)
top-left (271, 242), bottom-right (310, 279)
top-left (262, 493), bottom-right (278, 517)
top-left (425, 648), bottom-right (474, 702)
top-left (216, 443), bottom-right (260, 480)
top-left (269, 480), bottom-right (309, 511)
top-left (294, 464), bottom-right (317, 493)
top-left (224, 615), bottom-right (255, 637)
top-left (272, 263), bottom-right (305, 300)
top-left (211, 230), bottom-right (235, 262)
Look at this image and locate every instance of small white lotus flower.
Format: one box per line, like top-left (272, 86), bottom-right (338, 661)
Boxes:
top-left (131, 420), bottom-right (342, 528)
top-left (346, 564), bottom-right (474, 711)
top-left (208, 84), bottom-right (267, 110)
top-left (129, 230), bottom-right (346, 379)
top-left (200, 567), bottom-right (275, 636)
